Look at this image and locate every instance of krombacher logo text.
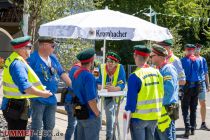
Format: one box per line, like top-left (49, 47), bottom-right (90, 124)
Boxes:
top-left (96, 30), bottom-right (127, 38)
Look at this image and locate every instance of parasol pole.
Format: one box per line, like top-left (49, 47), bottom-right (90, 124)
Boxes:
top-left (101, 6), bottom-right (108, 90)
top-left (101, 39), bottom-right (106, 90)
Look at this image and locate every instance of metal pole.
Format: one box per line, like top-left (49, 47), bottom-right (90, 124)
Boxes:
top-left (149, 5), bottom-right (152, 23)
top-left (101, 39), bottom-right (106, 90)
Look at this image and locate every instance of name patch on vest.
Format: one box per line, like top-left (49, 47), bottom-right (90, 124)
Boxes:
top-left (142, 74), bottom-right (159, 79)
top-left (145, 82), bottom-right (159, 86)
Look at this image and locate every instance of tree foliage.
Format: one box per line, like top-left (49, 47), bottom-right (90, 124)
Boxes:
top-left (20, 0), bottom-right (99, 69)
top-left (55, 39), bottom-right (94, 70)
top-left (20, 0), bottom-right (210, 66)
top-left (94, 0), bottom-right (210, 64)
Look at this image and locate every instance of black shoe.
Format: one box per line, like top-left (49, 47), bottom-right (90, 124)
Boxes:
top-left (200, 124), bottom-right (210, 131)
top-left (191, 129), bottom-right (195, 135)
top-left (184, 130), bottom-right (190, 138)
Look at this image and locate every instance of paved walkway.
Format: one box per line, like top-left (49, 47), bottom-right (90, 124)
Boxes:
top-left (0, 88), bottom-right (210, 139)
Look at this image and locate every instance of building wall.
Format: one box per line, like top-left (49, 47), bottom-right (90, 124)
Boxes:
top-left (0, 0), bottom-right (23, 59)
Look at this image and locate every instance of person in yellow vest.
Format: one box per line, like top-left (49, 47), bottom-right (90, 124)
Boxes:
top-left (125, 45), bottom-right (164, 140)
top-left (97, 52), bottom-right (126, 140)
top-left (157, 39), bottom-right (186, 86)
top-left (150, 44), bottom-right (179, 140)
top-left (1, 36), bottom-right (52, 140)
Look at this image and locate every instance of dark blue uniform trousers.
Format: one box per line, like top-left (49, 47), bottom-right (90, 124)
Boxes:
top-left (181, 87), bottom-right (199, 131)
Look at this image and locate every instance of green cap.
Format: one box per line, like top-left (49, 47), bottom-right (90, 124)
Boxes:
top-left (76, 48), bottom-right (95, 63)
top-left (106, 52), bottom-right (121, 62)
top-left (38, 36), bottom-right (54, 43)
top-left (11, 36), bottom-right (31, 49)
top-left (152, 44), bottom-right (168, 57)
top-left (184, 44), bottom-right (195, 49)
top-left (133, 45), bottom-right (151, 57)
top-left (157, 39), bottom-right (173, 47)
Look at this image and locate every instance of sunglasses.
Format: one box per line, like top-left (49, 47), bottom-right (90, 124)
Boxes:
top-left (51, 44), bottom-right (56, 49)
top-left (25, 45), bottom-right (33, 50)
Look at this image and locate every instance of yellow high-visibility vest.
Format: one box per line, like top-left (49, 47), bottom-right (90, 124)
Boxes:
top-left (2, 52), bottom-right (45, 99)
top-left (157, 106), bottom-right (171, 132)
top-left (100, 64), bottom-right (120, 86)
top-left (131, 67), bottom-right (164, 120)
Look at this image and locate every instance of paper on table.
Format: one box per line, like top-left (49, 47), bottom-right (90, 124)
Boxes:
top-left (123, 111), bottom-right (131, 140)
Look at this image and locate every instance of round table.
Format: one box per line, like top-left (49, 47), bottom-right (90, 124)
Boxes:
top-left (98, 90), bottom-right (126, 140)
top-left (98, 90), bottom-right (126, 97)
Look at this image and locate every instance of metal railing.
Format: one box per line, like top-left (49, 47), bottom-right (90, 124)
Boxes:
top-left (127, 64), bottom-right (137, 78)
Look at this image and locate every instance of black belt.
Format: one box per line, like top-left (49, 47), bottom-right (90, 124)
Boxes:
top-left (186, 81), bottom-right (202, 85)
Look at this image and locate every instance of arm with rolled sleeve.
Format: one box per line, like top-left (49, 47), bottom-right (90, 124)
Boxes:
top-left (125, 73), bottom-right (141, 113)
top-left (160, 66), bottom-right (178, 105)
top-left (10, 60), bottom-right (52, 98)
top-left (173, 58), bottom-right (186, 85)
top-left (10, 60), bottom-right (32, 93)
top-left (51, 55), bottom-right (71, 86)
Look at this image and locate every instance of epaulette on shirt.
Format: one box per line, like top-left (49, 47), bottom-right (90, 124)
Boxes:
top-left (163, 75), bottom-right (172, 81)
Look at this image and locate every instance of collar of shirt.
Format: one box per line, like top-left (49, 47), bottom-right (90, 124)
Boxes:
top-left (157, 60), bottom-right (168, 69)
top-left (40, 56), bottom-right (51, 67)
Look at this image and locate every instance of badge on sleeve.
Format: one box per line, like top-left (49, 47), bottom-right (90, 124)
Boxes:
top-left (117, 80), bottom-right (124, 84)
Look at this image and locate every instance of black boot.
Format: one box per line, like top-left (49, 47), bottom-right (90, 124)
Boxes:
top-left (191, 129), bottom-right (195, 135)
top-left (184, 130), bottom-right (190, 138)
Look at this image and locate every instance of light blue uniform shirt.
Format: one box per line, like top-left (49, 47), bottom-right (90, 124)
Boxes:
top-left (1, 60), bottom-right (32, 110)
top-left (27, 51), bottom-right (65, 105)
top-left (160, 64), bottom-right (179, 105)
top-left (170, 54), bottom-right (186, 81)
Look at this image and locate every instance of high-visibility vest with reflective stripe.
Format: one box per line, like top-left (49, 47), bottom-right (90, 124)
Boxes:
top-left (2, 52), bottom-right (45, 99)
top-left (100, 64), bottom-right (120, 86)
top-left (131, 67), bottom-right (164, 120)
top-left (157, 106), bottom-right (171, 132)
